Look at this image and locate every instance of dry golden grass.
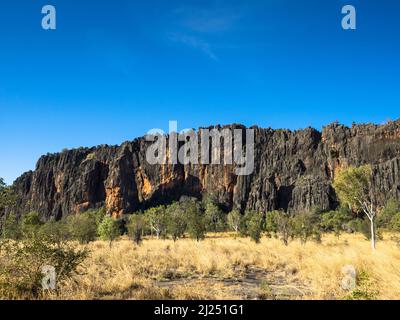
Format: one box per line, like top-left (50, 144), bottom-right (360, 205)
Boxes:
top-left (49, 233), bottom-right (400, 300)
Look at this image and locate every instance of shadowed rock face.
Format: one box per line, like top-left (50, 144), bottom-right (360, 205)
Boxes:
top-left (11, 121), bottom-right (400, 219)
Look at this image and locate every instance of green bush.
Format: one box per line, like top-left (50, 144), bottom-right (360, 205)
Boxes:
top-left (0, 178), bottom-right (17, 215)
top-left (185, 200), bottom-right (206, 242)
top-left (143, 206), bottom-right (167, 239)
top-left (64, 213), bottom-right (97, 244)
top-left (203, 198), bottom-right (226, 232)
top-left (378, 199), bottom-right (400, 229)
top-left (265, 211), bottom-right (281, 237)
top-left (227, 210), bottom-right (242, 234)
top-left (242, 210), bottom-right (264, 243)
top-left (290, 212), bottom-right (322, 244)
top-left (0, 236), bottom-right (88, 299)
top-left (39, 220), bottom-right (70, 247)
top-left (21, 212), bottom-right (43, 239)
top-left (275, 212), bottom-right (292, 245)
top-left (320, 206), bottom-right (353, 237)
top-left (1, 213), bottom-right (22, 240)
top-left (97, 216), bottom-right (120, 248)
top-left (166, 202), bottom-right (187, 241)
top-left (127, 214), bottom-right (145, 245)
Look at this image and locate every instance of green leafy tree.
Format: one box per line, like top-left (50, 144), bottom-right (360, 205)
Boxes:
top-left (65, 213), bottom-right (97, 244)
top-left (127, 214), bottom-right (145, 245)
top-left (166, 202), bottom-right (187, 241)
top-left (290, 212), bottom-right (322, 244)
top-left (98, 216), bottom-right (120, 248)
top-left (0, 178), bottom-right (17, 215)
top-left (21, 212), bottom-right (43, 239)
top-left (39, 219), bottom-right (70, 247)
top-left (265, 211), bottom-right (281, 237)
top-left (321, 206), bottom-right (353, 237)
top-left (378, 199), bottom-right (400, 229)
top-left (1, 213), bottom-right (22, 240)
top-left (227, 210), bottom-right (242, 234)
top-left (242, 210), bottom-right (264, 243)
top-left (185, 200), bottom-right (206, 241)
top-left (203, 201), bottom-right (226, 232)
top-left (144, 206), bottom-right (167, 239)
top-left (333, 165), bottom-right (377, 250)
top-left (275, 211), bottom-right (292, 246)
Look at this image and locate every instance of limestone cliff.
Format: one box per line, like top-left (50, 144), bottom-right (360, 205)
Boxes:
top-left (12, 121), bottom-right (400, 219)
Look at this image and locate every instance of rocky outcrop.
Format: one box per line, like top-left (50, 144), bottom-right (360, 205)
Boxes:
top-left (12, 120), bottom-right (400, 219)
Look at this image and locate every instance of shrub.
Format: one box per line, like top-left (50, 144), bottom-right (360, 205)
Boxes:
top-left (265, 211), bottom-right (281, 237)
top-left (203, 199), bottom-right (226, 232)
top-left (0, 178), bottom-right (17, 215)
top-left (274, 211), bottom-right (293, 246)
top-left (166, 202), bottom-right (187, 241)
top-left (64, 213), bottom-right (97, 244)
top-left (227, 210), bottom-right (242, 234)
top-left (1, 213), bottom-right (22, 240)
top-left (21, 212), bottom-right (43, 239)
top-left (127, 214), bottom-right (145, 245)
top-left (320, 206), bottom-right (353, 237)
top-left (344, 271), bottom-right (379, 300)
top-left (290, 212), bottom-right (322, 244)
top-left (390, 213), bottom-right (400, 232)
top-left (186, 201), bottom-right (206, 242)
top-left (0, 236), bottom-right (88, 299)
top-left (39, 220), bottom-right (70, 247)
top-left (378, 199), bottom-right (400, 229)
top-left (97, 216), bottom-right (120, 248)
top-left (242, 210), bottom-right (264, 243)
top-left (85, 152), bottom-right (96, 161)
top-left (143, 206), bottom-right (167, 239)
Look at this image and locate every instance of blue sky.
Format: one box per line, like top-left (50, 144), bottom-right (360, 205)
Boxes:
top-left (1, 0), bottom-right (399, 184)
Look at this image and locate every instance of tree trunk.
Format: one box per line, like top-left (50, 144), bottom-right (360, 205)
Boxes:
top-left (370, 218), bottom-right (376, 250)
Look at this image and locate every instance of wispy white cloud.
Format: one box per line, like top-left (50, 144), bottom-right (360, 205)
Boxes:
top-left (168, 32), bottom-right (218, 61)
top-left (173, 7), bottom-right (241, 34)
top-left (166, 4), bottom-right (243, 61)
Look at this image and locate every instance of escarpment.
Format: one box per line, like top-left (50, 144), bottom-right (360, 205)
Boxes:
top-left (12, 120), bottom-right (400, 219)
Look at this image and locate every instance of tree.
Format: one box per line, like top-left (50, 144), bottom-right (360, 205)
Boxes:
top-left (320, 206), bottom-right (353, 237)
top-left (185, 200), bottom-right (206, 241)
top-left (144, 206), bottom-right (167, 239)
top-left (275, 211), bottom-right (292, 246)
top-left (98, 216), bottom-right (120, 248)
top-left (65, 212), bottom-right (97, 244)
top-left (1, 213), bottom-right (22, 240)
top-left (0, 178), bottom-right (17, 216)
top-left (265, 211), bottom-right (280, 237)
top-left (290, 212), bottom-right (322, 244)
top-left (204, 201), bottom-right (226, 233)
top-left (166, 202), bottom-right (187, 241)
top-left (39, 219), bottom-right (70, 247)
top-left (21, 212), bottom-right (43, 239)
top-left (333, 165), bottom-right (377, 250)
top-left (127, 214), bottom-right (145, 245)
top-left (378, 199), bottom-right (400, 229)
top-left (243, 210), bottom-right (264, 243)
top-left (227, 210), bottom-right (242, 234)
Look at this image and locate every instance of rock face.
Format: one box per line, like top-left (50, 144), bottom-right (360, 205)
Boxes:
top-left (12, 120), bottom-right (400, 219)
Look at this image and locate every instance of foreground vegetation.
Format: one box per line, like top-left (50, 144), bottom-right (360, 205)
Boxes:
top-left (3, 233), bottom-right (399, 300)
top-left (2, 165), bottom-right (400, 300)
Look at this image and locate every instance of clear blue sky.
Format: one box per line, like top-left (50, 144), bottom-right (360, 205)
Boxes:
top-left (1, 0), bottom-right (399, 184)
